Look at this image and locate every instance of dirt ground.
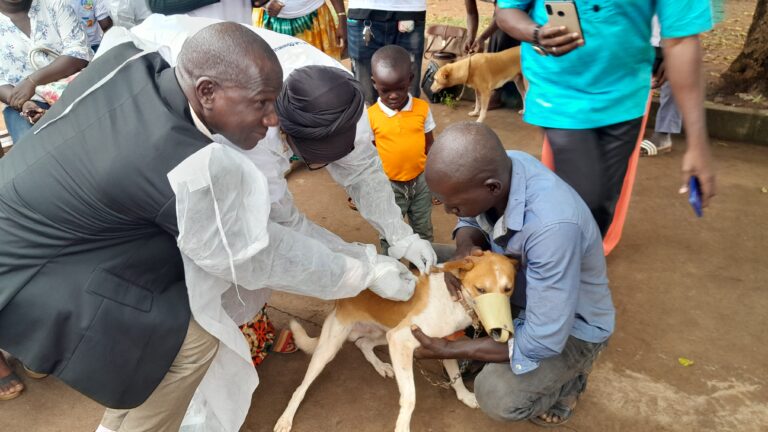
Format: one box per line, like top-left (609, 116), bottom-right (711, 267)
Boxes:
top-left (4, 102), bottom-right (768, 432)
top-left (3, 2), bottom-right (768, 431)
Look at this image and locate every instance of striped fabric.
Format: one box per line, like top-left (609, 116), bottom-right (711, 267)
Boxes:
top-left (262, 9), bottom-right (318, 35)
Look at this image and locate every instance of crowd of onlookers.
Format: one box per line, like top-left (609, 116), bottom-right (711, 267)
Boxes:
top-left (1, 1), bottom-right (718, 428)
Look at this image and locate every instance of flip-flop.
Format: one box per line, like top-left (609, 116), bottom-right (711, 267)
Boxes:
top-left (23, 365), bottom-right (48, 379)
top-left (272, 329), bottom-right (297, 354)
top-left (529, 400), bottom-right (575, 428)
top-left (0, 372), bottom-right (24, 401)
top-left (347, 197), bottom-right (358, 211)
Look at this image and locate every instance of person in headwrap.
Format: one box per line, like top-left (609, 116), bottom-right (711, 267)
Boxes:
top-left (273, 64), bottom-right (438, 274)
top-left (276, 65), bottom-right (364, 167)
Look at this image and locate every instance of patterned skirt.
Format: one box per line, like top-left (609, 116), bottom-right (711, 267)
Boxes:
top-left (239, 305), bottom-right (297, 367)
top-left (239, 306), bottom-right (275, 367)
top-left (254, 3), bottom-right (342, 60)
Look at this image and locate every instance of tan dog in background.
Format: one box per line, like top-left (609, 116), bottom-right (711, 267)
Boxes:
top-left (274, 252), bottom-right (518, 432)
top-left (430, 46), bottom-right (526, 123)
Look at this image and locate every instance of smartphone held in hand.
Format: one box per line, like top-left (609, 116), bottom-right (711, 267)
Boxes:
top-left (544, 0), bottom-right (585, 44)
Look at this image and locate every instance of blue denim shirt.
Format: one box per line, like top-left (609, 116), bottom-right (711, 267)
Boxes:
top-left (496, 0), bottom-right (712, 129)
top-left (455, 151), bottom-right (615, 374)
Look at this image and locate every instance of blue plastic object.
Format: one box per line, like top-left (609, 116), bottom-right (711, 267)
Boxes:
top-left (688, 176), bottom-right (703, 217)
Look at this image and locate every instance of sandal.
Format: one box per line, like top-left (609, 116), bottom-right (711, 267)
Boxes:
top-left (640, 136), bottom-right (672, 157)
top-left (347, 197), bottom-right (358, 211)
top-left (272, 329), bottom-right (297, 354)
top-left (529, 396), bottom-right (577, 428)
top-left (23, 365), bottom-right (48, 379)
top-left (0, 371), bottom-right (24, 401)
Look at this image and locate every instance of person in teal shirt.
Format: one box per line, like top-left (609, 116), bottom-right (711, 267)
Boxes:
top-left (496, 0), bottom-right (716, 236)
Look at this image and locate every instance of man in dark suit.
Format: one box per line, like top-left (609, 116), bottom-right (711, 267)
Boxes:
top-left (0, 22), bottom-right (282, 431)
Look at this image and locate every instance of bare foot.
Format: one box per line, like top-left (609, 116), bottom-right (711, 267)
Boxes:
top-left (533, 395), bottom-right (578, 427)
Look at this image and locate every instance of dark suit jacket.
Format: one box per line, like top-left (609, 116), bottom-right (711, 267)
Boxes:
top-left (0, 43), bottom-right (210, 409)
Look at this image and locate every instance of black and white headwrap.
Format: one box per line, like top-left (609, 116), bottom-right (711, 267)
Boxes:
top-left (276, 65), bottom-right (364, 163)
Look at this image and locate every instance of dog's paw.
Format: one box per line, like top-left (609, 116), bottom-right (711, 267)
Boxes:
top-left (375, 362), bottom-right (395, 379)
top-left (274, 416), bottom-right (293, 432)
top-left (468, 111), bottom-right (479, 117)
top-left (458, 391), bottom-right (479, 409)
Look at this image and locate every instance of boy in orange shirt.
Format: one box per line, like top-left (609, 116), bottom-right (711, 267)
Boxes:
top-left (368, 45), bottom-right (436, 253)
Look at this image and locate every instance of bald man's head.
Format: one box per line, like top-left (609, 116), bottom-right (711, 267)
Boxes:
top-left (177, 22), bottom-right (283, 150)
top-left (426, 122), bottom-right (512, 218)
top-left (177, 22), bottom-right (281, 89)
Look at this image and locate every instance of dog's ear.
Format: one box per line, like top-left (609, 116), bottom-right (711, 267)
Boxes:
top-left (442, 256), bottom-right (475, 280)
top-left (507, 257), bottom-right (520, 271)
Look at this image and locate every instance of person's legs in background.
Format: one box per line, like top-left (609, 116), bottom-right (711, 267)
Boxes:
top-left (594, 117), bottom-right (643, 234)
top-left (544, 128), bottom-right (606, 233)
top-left (644, 82), bottom-right (681, 154)
top-left (98, 320), bottom-right (218, 432)
top-left (348, 19), bottom-right (392, 105)
top-left (380, 179), bottom-right (410, 255)
top-left (405, 173), bottom-right (434, 242)
top-left (486, 29), bottom-right (521, 109)
top-left (394, 19), bottom-right (426, 99)
top-left (545, 118), bottom-right (641, 236)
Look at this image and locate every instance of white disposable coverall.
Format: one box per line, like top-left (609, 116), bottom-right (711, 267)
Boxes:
top-left (124, 14), bottom-right (432, 325)
top-left (168, 143), bottom-right (385, 432)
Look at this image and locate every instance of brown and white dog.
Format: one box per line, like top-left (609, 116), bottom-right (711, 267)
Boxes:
top-left (274, 252), bottom-right (518, 432)
top-left (430, 46), bottom-right (526, 123)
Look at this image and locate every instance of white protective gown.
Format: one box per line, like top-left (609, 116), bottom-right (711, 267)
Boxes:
top-left (95, 15), bottom-right (421, 432)
top-left (167, 142), bottom-right (377, 432)
top-left (126, 14), bottom-right (418, 325)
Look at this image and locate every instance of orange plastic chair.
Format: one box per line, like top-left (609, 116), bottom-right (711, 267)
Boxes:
top-left (540, 93), bottom-right (652, 256)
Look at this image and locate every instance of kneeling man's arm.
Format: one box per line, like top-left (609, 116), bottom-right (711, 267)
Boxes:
top-left (413, 326), bottom-right (510, 362)
top-left (453, 224), bottom-right (491, 259)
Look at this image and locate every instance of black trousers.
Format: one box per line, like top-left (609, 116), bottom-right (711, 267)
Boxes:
top-left (544, 117), bottom-right (643, 235)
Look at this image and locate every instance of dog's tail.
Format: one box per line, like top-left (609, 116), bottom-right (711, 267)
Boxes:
top-left (289, 319), bottom-right (318, 354)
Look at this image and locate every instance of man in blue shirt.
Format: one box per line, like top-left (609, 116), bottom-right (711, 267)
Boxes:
top-left (412, 122), bottom-right (615, 427)
top-left (494, 0), bottom-right (716, 235)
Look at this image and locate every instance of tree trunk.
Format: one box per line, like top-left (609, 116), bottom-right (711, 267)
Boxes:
top-left (719, 0), bottom-right (768, 95)
top-left (718, 0), bottom-right (768, 95)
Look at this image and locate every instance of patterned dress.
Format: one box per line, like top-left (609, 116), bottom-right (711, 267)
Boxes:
top-left (254, 2), bottom-right (342, 60)
top-left (0, 0), bottom-right (91, 97)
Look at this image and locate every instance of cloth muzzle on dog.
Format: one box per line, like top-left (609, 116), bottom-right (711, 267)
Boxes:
top-left (466, 292), bottom-right (514, 343)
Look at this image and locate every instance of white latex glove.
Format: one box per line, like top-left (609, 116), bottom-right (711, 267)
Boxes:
top-left (367, 255), bottom-right (417, 301)
top-left (387, 234), bottom-right (437, 274)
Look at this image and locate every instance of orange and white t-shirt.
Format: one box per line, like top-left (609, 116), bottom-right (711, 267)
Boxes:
top-left (368, 95), bottom-right (436, 182)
